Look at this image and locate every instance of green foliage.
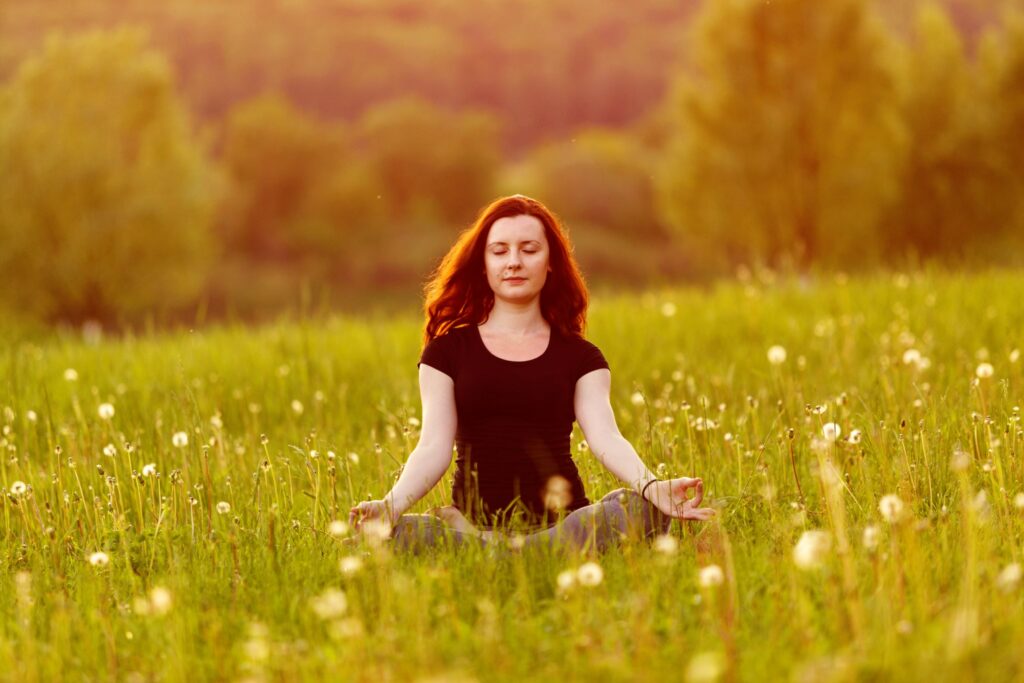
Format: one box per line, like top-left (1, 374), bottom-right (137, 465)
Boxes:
top-left (357, 97), bottom-right (501, 223)
top-left (0, 28), bottom-right (217, 324)
top-left (521, 130), bottom-right (669, 240)
top-left (658, 0), bottom-right (908, 269)
top-left (881, 4), bottom-right (1012, 258)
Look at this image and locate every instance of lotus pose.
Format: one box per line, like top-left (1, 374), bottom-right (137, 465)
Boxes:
top-left (349, 195), bottom-right (715, 553)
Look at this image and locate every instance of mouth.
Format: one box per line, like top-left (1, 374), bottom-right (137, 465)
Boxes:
top-left (504, 277), bottom-right (527, 284)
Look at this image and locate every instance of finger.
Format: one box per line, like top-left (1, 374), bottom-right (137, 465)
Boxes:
top-left (690, 480), bottom-right (704, 508)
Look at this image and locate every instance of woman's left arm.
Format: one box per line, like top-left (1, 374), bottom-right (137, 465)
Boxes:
top-left (575, 369), bottom-right (715, 521)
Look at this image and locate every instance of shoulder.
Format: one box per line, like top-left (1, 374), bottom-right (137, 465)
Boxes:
top-left (559, 331), bottom-right (609, 379)
top-left (419, 325), bottom-right (472, 378)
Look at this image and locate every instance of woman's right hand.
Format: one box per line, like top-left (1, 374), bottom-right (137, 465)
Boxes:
top-left (348, 499), bottom-right (394, 531)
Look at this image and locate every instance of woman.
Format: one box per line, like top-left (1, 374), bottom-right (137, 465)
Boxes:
top-left (349, 195), bottom-right (714, 554)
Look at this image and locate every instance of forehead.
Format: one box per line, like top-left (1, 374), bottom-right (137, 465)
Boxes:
top-left (487, 214), bottom-right (547, 244)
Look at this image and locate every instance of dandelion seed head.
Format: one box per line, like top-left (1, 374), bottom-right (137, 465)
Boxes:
top-left (310, 588), bottom-right (348, 620)
top-left (1014, 492), bottom-right (1024, 509)
top-left (339, 556), bottom-right (364, 576)
top-left (793, 530), bottom-right (831, 571)
top-left (685, 651), bottom-right (725, 683)
top-left (542, 475), bottom-right (572, 512)
top-left (210, 414), bottom-right (223, 430)
top-left (360, 519), bottom-right (392, 545)
top-left (291, 400), bottom-right (304, 415)
top-left (64, 368), bottom-right (79, 382)
top-left (328, 520), bottom-right (349, 537)
top-left (822, 422), bottom-right (841, 443)
top-left (141, 463), bottom-right (157, 477)
top-left (767, 345), bottom-right (787, 365)
top-left (975, 362), bottom-right (994, 379)
top-left (88, 551), bottom-right (109, 567)
top-left (630, 391), bottom-right (645, 407)
top-left (1010, 349), bottom-right (1020, 364)
top-left (172, 432), bottom-right (189, 448)
top-left (556, 569), bottom-right (576, 592)
top-left (10, 481), bottom-right (28, 496)
top-left (878, 494), bottom-right (905, 523)
top-left (148, 586), bottom-right (173, 615)
top-left (847, 429), bottom-right (862, 445)
top-left (698, 564), bottom-right (725, 588)
top-left (216, 501), bottom-right (231, 515)
top-left (26, 410), bottom-right (37, 422)
top-left (996, 563), bottom-right (1022, 593)
top-left (653, 534), bottom-right (678, 555)
top-left (103, 443), bottom-right (116, 457)
top-left (577, 562), bottom-right (604, 587)
top-left (862, 525), bottom-right (880, 552)
top-left (902, 349), bottom-right (922, 366)
top-left (97, 403), bottom-right (115, 420)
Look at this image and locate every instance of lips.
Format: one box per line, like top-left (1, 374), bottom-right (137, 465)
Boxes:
top-left (504, 278), bottom-right (526, 283)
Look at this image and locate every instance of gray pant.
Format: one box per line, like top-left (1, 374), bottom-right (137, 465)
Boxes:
top-left (390, 488), bottom-right (672, 555)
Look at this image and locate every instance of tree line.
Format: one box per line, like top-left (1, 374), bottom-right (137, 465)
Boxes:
top-left (0, 0), bottom-right (1022, 325)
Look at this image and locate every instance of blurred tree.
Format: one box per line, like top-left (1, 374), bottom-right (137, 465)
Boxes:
top-left (521, 129), bottom-right (670, 241)
top-left (219, 93), bottom-right (345, 261)
top-left (978, 11), bottom-right (1024, 242)
top-left (356, 98), bottom-right (501, 223)
top-left (881, 4), bottom-right (1009, 258)
top-left (658, 0), bottom-right (907, 269)
top-left (0, 28), bottom-right (217, 324)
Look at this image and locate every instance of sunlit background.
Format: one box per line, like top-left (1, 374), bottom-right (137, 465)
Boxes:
top-left (1, 0), bottom-right (1022, 328)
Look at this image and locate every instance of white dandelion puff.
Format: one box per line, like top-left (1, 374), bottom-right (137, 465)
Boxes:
top-left (902, 349), bottom-right (922, 366)
top-left (339, 556), bottom-right (364, 576)
top-left (975, 362), bottom-right (994, 379)
top-left (576, 562), bottom-right (604, 587)
top-left (821, 422), bottom-right (841, 443)
top-left (291, 400), bottom-right (304, 415)
top-left (25, 410), bottom-right (37, 422)
top-left (653, 534), bottom-right (679, 556)
top-left (767, 345), bottom-right (787, 365)
top-left (216, 501), bottom-right (231, 515)
top-left (172, 431), bottom-right (189, 448)
top-left (878, 494), bottom-right (905, 524)
top-left (1014, 492), bottom-right (1024, 510)
top-left (996, 563), bottom-right (1022, 593)
top-left (685, 651), bottom-right (725, 683)
top-left (328, 520), bottom-right (350, 537)
top-left (862, 525), bottom-right (880, 552)
top-left (556, 569), bottom-right (577, 592)
top-left (97, 403), bottom-right (115, 420)
top-left (102, 443), bottom-right (117, 457)
top-left (148, 586), bottom-right (173, 615)
top-left (793, 530), bottom-right (832, 571)
top-left (698, 564), bottom-right (725, 588)
top-left (847, 429), bottom-right (862, 445)
top-left (63, 368), bottom-right (79, 382)
top-left (310, 588), bottom-right (348, 620)
top-left (141, 463), bottom-right (157, 477)
top-left (10, 481), bottom-right (28, 497)
top-left (88, 551), bottom-right (110, 567)
top-left (630, 391), bottom-right (645, 407)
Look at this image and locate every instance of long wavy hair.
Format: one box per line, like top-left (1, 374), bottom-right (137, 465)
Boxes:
top-left (423, 195), bottom-right (590, 345)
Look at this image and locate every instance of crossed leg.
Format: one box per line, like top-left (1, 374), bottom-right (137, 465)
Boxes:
top-left (389, 488), bottom-right (673, 555)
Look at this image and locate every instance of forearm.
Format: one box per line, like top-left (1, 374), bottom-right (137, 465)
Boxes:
top-left (383, 443), bottom-right (452, 518)
top-left (590, 433), bottom-right (658, 495)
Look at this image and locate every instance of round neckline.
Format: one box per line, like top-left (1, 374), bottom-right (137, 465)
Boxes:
top-left (474, 324), bottom-right (553, 363)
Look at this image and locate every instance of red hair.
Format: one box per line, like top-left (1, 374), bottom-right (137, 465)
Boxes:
top-left (423, 195), bottom-right (590, 345)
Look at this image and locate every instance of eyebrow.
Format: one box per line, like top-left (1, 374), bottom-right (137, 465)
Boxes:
top-left (487, 240), bottom-right (542, 247)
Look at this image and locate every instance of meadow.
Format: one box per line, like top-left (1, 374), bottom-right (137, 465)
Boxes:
top-left (2, 269), bottom-right (1023, 682)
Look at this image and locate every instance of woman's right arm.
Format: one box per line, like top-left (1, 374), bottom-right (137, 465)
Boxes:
top-left (349, 364), bottom-right (457, 527)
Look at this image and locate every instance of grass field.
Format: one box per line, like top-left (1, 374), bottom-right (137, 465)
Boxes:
top-left (2, 269), bottom-right (1023, 682)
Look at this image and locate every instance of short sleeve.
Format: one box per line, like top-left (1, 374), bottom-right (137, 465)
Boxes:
top-left (418, 333), bottom-right (455, 380)
top-left (574, 339), bottom-right (609, 382)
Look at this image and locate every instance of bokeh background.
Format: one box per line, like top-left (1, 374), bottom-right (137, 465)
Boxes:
top-left (1, 0), bottom-right (1022, 329)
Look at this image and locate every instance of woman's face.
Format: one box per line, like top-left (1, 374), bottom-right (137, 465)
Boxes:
top-left (483, 214), bottom-right (551, 304)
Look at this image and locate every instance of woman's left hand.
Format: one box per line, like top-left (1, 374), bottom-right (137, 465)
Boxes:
top-left (643, 477), bottom-right (716, 521)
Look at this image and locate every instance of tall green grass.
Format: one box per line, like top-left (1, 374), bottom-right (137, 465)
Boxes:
top-left (2, 269), bottom-right (1023, 682)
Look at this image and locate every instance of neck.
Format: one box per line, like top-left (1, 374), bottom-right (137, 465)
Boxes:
top-left (483, 298), bottom-right (547, 335)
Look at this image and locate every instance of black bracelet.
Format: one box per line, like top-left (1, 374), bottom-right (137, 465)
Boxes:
top-left (640, 478), bottom-right (660, 500)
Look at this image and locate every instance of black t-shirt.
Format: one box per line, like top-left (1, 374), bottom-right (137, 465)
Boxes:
top-left (418, 324), bottom-right (609, 531)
